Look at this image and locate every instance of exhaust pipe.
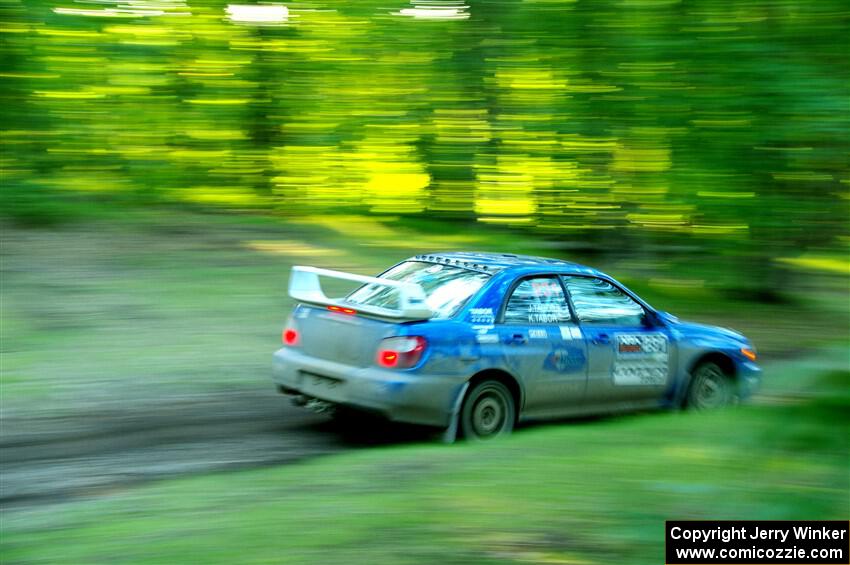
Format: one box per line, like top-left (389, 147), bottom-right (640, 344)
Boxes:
top-left (292, 395), bottom-right (336, 415)
top-left (305, 398), bottom-right (336, 415)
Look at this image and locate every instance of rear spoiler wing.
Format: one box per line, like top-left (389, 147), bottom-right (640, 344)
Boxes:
top-left (288, 266), bottom-right (433, 321)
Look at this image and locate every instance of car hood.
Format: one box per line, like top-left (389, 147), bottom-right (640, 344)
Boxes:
top-left (669, 319), bottom-right (748, 343)
top-left (656, 311), bottom-right (747, 342)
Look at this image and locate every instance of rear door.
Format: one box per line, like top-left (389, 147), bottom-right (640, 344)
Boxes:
top-left (562, 276), bottom-right (673, 405)
top-left (497, 276), bottom-right (587, 417)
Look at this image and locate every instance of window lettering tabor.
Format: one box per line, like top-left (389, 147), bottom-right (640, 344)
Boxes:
top-left (505, 277), bottom-right (572, 324)
top-left (528, 303), bottom-right (570, 323)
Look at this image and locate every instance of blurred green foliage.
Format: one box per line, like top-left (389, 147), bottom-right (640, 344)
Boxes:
top-left (1, 0), bottom-right (848, 294)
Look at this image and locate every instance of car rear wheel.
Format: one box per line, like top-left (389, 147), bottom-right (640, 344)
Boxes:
top-left (686, 362), bottom-right (734, 410)
top-left (461, 381), bottom-right (515, 440)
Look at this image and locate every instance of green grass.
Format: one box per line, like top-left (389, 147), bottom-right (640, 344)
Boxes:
top-left (2, 349), bottom-right (848, 564)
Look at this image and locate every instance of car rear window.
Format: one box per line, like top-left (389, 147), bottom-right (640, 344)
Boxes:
top-left (346, 261), bottom-right (490, 318)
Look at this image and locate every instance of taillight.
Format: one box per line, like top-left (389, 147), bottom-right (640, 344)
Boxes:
top-left (376, 336), bottom-right (427, 369)
top-left (282, 327), bottom-right (300, 346)
top-left (283, 329), bottom-right (299, 345)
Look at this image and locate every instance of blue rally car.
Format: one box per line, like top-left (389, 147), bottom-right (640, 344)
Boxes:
top-left (272, 253), bottom-right (761, 440)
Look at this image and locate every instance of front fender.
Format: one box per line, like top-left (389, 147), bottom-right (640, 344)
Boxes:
top-left (671, 335), bottom-right (761, 405)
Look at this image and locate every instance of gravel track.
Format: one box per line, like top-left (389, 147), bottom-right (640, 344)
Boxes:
top-left (0, 391), bottom-right (437, 510)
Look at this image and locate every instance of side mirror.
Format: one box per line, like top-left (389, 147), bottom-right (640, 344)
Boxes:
top-left (642, 311), bottom-right (663, 328)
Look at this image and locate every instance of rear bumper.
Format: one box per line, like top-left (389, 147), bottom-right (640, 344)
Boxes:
top-left (272, 347), bottom-right (465, 427)
top-left (736, 360), bottom-right (762, 399)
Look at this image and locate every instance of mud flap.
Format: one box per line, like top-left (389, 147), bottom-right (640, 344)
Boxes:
top-left (441, 381), bottom-right (470, 444)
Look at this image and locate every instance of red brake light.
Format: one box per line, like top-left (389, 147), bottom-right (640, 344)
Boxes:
top-left (377, 336), bottom-right (427, 369)
top-left (283, 328), bottom-right (299, 346)
top-left (327, 305), bottom-right (357, 315)
top-left (380, 351), bottom-right (399, 367)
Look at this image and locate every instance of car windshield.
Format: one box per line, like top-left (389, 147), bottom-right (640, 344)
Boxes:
top-left (346, 261), bottom-right (490, 318)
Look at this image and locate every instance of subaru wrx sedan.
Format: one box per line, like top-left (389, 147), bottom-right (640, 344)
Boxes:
top-left (273, 253), bottom-right (761, 439)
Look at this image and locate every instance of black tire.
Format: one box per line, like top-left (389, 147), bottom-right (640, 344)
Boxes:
top-left (330, 405), bottom-right (355, 421)
top-left (686, 362), bottom-right (734, 410)
top-left (460, 381), bottom-right (515, 440)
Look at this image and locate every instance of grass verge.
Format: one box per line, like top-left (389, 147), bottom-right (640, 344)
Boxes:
top-left (2, 349), bottom-right (847, 564)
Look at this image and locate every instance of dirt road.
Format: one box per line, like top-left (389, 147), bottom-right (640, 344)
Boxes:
top-left (0, 391), bottom-right (437, 509)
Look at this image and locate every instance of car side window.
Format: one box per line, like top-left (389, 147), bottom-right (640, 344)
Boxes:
top-left (503, 277), bottom-right (572, 324)
top-left (562, 276), bottom-right (645, 326)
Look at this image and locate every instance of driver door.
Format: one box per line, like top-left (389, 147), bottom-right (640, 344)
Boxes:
top-left (562, 275), bottom-right (673, 405)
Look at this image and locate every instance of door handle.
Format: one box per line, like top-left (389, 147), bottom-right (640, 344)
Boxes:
top-left (591, 333), bottom-right (610, 345)
top-left (506, 333), bottom-right (527, 345)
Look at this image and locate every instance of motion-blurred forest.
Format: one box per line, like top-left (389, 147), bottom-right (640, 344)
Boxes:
top-left (2, 0), bottom-right (848, 295)
top-left (2, 4), bottom-right (849, 561)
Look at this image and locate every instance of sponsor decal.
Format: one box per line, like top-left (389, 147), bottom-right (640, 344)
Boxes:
top-left (613, 333), bottom-right (669, 385)
top-left (560, 325), bottom-right (582, 340)
top-left (530, 280), bottom-right (560, 298)
top-left (543, 347), bottom-right (585, 372)
top-left (473, 323), bottom-right (497, 344)
top-left (470, 308), bottom-right (495, 324)
top-left (528, 328), bottom-right (548, 339)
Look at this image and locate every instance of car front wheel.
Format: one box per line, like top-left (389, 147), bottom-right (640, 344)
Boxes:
top-left (461, 380), bottom-right (515, 440)
top-left (686, 362), bottom-right (735, 410)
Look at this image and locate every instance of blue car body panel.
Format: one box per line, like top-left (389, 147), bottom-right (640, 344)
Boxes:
top-left (272, 252), bottom-right (762, 427)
